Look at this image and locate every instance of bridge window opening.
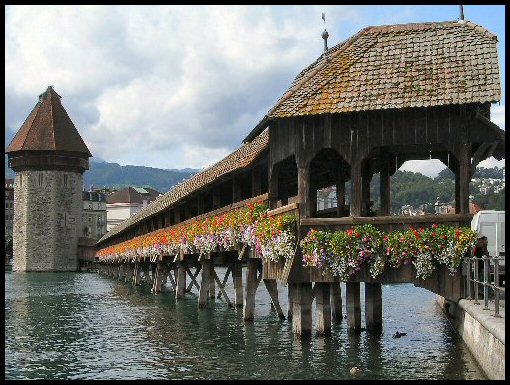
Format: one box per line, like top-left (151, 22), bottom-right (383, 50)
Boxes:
top-left (260, 166), bottom-right (268, 195)
top-left (392, 156), bottom-right (455, 216)
top-left (310, 148), bottom-right (349, 218)
top-left (219, 179), bottom-right (233, 207)
top-left (237, 171), bottom-right (252, 201)
top-left (202, 190), bottom-right (213, 214)
top-left (271, 155), bottom-right (298, 209)
top-left (179, 206), bottom-right (186, 222)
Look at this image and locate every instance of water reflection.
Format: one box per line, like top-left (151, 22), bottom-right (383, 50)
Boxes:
top-left (5, 272), bottom-right (486, 380)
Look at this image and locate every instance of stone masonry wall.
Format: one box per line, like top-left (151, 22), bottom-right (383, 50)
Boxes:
top-left (13, 170), bottom-right (83, 271)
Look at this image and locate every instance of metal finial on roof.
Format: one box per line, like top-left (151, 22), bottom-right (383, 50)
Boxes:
top-left (458, 5), bottom-right (465, 23)
top-left (321, 12), bottom-right (329, 52)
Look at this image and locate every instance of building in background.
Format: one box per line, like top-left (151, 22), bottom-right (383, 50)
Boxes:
top-left (5, 178), bottom-right (14, 237)
top-left (82, 190), bottom-right (107, 240)
top-left (106, 186), bottom-right (161, 231)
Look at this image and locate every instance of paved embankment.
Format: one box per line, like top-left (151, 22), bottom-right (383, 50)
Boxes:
top-left (437, 296), bottom-right (505, 380)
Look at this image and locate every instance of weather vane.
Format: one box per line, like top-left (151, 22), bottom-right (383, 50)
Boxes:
top-left (321, 11), bottom-right (329, 52)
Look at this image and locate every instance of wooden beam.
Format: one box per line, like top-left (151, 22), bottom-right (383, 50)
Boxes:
top-left (263, 279), bottom-right (285, 320)
top-left (458, 143), bottom-right (471, 214)
top-left (216, 265), bottom-right (232, 299)
top-left (212, 269), bottom-right (234, 307)
top-left (315, 282), bottom-right (332, 336)
top-left (331, 282), bottom-right (342, 324)
top-left (297, 163), bottom-right (310, 218)
top-left (186, 265), bottom-right (201, 292)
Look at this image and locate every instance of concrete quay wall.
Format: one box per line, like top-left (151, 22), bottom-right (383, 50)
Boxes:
top-left (437, 296), bottom-right (505, 380)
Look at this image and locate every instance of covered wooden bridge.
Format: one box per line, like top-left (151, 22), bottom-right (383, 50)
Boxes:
top-left (93, 20), bottom-right (505, 338)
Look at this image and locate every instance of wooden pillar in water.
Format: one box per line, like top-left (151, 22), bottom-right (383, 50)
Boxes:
top-left (365, 282), bottom-right (382, 331)
top-left (233, 261), bottom-right (244, 307)
top-left (176, 261), bottom-right (187, 299)
top-left (291, 282), bottom-right (313, 339)
top-left (287, 284), bottom-right (293, 320)
top-left (209, 261), bottom-right (216, 299)
top-left (244, 257), bottom-right (259, 321)
top-left (152, 262), bottom-right (164, 293)
top-left (198, 258), bottom-right (211, 308)
top-left (346, 282), bottom-right (361, 332)
top-left (330, 281), bottom-right (342, 324)
top-left (315, 282), bottom-right (331, 336)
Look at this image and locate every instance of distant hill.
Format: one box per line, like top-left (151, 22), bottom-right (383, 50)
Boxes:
top-left (5, 155), bottom-right (197, 193)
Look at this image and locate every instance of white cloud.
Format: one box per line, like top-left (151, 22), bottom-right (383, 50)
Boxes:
top-left (5, 5), bottom-right (505, 175)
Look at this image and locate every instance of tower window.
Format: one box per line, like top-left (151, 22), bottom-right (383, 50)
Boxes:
top-left (63, 174), bottom-right (68, 187)
top-left (38, 173), bottom-right (43, 186)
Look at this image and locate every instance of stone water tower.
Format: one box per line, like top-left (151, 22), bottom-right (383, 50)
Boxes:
top-left (6, 86), bottom-right (91, 271)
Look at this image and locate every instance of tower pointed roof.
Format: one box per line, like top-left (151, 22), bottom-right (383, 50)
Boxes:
top-left (6, 86), bottom-right (92, 156)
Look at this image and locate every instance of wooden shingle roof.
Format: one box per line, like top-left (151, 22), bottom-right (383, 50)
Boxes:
top-left (6, 86), bottom-right (92, 156)
top-left (97, 129), bottom-right (269, 244)
top-left (269, 20), bottom-right (501, 118)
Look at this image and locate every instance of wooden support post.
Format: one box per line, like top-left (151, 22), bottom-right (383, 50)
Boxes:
top-left (350, 160), bottom-right (362, 216)
top-left (209, 261), bottom-right (216, 299)
top-left (336, 169), bottom-right (345, 217)
top-left (174, 208), bottom-right (181, 225)
top-left (297, 162), bottom-right (310, 218)
top-left (233, 261), bottom-right (244, 307)
top-left (198, 259), bottom-right (211, 308)
top-left (243, 257), bottom-right (259, 321)
top-left (251, 167), bottom-right (261, 196)
top-left (361, 161), bottom-right (371, 216)
top-left (263, 279), bottom-right (285, 320)
top-left (287, 284), bottom-right (294, 320)
top-left (167, 267), bottom-right (177, 291)
top-left (269, 164), bottom-right (279, 210)
top-left (315, 282), bottom-right (331, 336)
top-left (380, 153), bottom-right (391, 216)
top-left (346, 282), bottom-right (361, 332)
top-left (184, 205), bottom-right (191, 221)
top-left (291, 282), bottom-right (313, 339)
top-left (212, 187), bottom-right (221, 210)
top-left (152, 262), bottom-right (164, 293)
top-left (331, 281), bottom-right (343, 324)
top-left (176, 262), bottom-right (187, 299)
top-left (458, 144), bottom-right (471, 214)
top-left (365, 282), bottom-right (382, 332)
top-left (233, 175), bottom-right (242, 203)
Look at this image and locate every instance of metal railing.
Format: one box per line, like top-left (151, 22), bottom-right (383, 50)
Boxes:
top-left (464, 254), bottom-right (505, 317)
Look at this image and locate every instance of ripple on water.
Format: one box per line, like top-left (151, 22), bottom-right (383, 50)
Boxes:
top-left (5, 271), bottom-right (486, 380)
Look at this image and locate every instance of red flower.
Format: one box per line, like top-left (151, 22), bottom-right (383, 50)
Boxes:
top-left (432, 223), bottom-right (438, 229)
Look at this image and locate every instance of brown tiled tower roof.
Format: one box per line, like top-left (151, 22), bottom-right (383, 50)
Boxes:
top-left (106, 186), bottom-right (162, 204)
top-left (269, 21), bottom-right (501, 117)
top-left (98, 129), bottom-right (269, 243)
top-left (6, 86), bottom-right (92, 156)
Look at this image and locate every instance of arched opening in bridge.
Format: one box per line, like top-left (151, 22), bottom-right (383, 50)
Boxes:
top-left (269, 155), bottom-right (297, 209)
top-left (309, 148), bottom-right (350, 218)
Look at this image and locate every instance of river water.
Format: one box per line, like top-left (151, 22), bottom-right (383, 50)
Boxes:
top-left (5, 269), bottom-right (486, 380)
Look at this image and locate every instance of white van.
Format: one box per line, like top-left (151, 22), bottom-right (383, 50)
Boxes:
top-left (471, 210), bottom-right (505, 257)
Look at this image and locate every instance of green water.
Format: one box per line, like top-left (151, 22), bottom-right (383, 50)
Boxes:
top-left (4, 270), bottom-right (486, 379)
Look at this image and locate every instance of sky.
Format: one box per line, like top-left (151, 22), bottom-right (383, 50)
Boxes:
top-left (5, 5), bottom-right (505, 178)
